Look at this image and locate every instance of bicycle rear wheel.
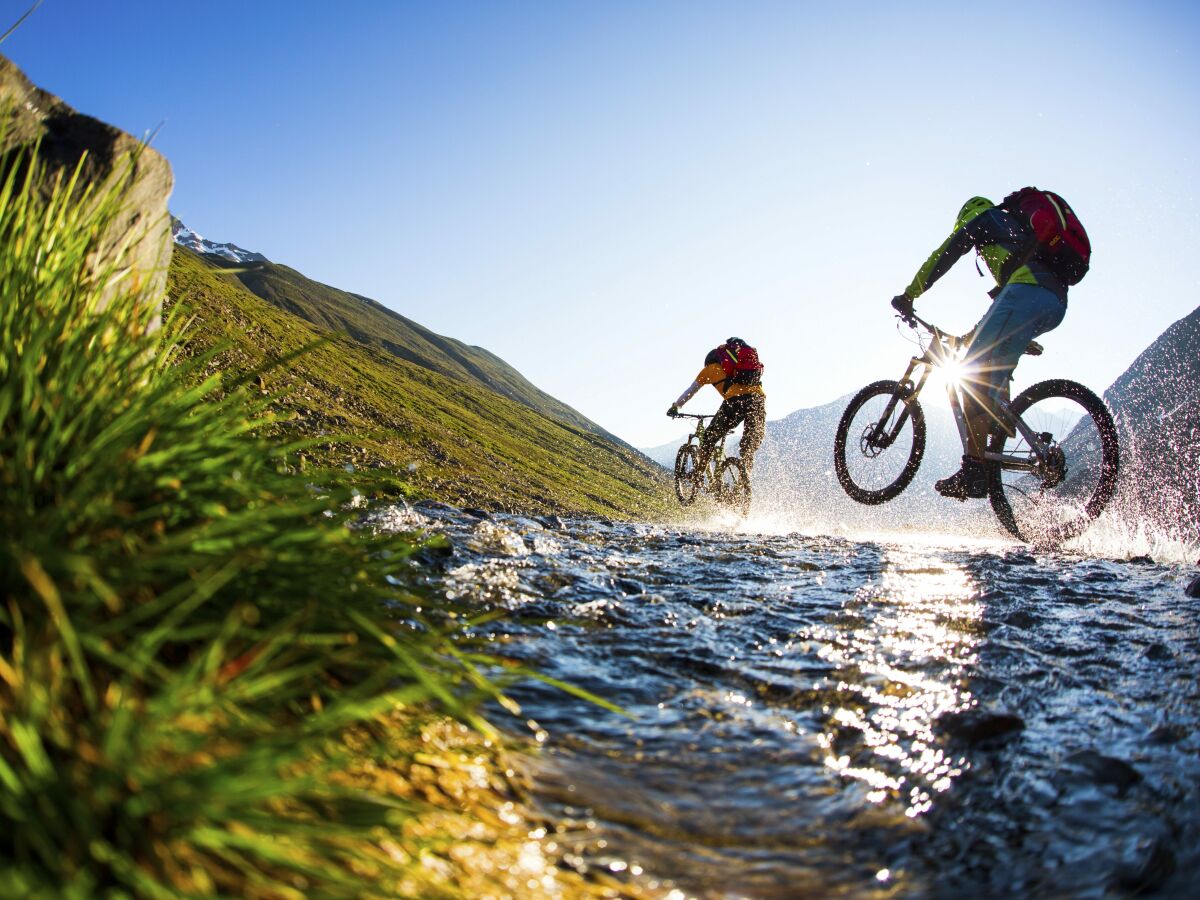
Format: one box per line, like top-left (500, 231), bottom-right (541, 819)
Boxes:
top-left (674, 444), bottom-right (700, 505)
top-left (717, 457), bottom-right (751, 516)
top-left (834, 380), bottom-right (926, 505)
top-left (988, 379), bottom-right (1120, 545)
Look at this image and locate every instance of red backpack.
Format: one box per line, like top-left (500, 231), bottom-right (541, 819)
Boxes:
top-left (1001, 187), bottom-right (1091, 285)
top-left (721, 342), bottom-right (763, 386)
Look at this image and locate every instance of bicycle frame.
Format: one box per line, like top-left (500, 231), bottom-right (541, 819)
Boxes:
top-left (885, 313), bottom-right (1056, 476)
top-left (676, 413), bottom-right (731, 493)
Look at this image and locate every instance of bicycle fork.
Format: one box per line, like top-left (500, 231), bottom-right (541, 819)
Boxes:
top-left (870, 357), bottom-right (931, 449)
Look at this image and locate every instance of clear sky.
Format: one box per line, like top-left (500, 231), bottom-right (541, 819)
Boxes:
top-left (6, 1), bottom-right (1198, 447)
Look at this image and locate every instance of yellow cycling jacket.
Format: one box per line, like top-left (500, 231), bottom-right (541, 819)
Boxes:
top-left (673, 361), bottom-right (766, 409)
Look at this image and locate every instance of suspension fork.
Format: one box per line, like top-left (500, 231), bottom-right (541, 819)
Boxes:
top-left (870, 358), bottom-right (928, 445)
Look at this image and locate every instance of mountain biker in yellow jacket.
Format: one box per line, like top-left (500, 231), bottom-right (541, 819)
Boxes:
top-left (667, 338), bottom-right (766, 476)
top-left (891, 196), bottom-right (1068, 500)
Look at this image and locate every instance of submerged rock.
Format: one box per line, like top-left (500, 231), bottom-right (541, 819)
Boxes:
top-left (1065, 749), bottom-right (1143, 795)
top-left (1113, 836), bottom-right (1176, 895)
top-left (414, 500), bottom-right (465, 521)
top-left (1148, 723), bottom-right (1189, 745)
top-left (935, 709), bottom-right (1025, 745)
top-left (1185, 574), bottom-right (1200, 598)
top-left (1141, 641), bottom-right (1173, 661)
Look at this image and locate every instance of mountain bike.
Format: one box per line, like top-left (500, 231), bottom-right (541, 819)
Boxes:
top-left (833, 309), bottom-right (1120, 545)
top-left (670, 412), bottom-right (751, 515)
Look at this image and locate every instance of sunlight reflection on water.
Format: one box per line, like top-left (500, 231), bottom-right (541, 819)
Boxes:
top-left (816, 549), bottom-right (981, 818)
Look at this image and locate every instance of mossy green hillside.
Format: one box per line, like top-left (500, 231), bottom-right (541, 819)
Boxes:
top-left (218, 252), bottom-right (628, 447)
top-left (167, 247), bottom-right (671, 518)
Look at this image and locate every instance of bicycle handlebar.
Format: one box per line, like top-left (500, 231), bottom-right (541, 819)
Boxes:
top-left (669, 412), bottom-right (714, 421)
top-left (897, 309), bottom-right (967, 349)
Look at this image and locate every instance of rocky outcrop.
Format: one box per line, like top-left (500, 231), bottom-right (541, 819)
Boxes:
top-left (1103, 303), bottom-right (1200, 542)
top-left (0, 53), bottom-right (173, 329)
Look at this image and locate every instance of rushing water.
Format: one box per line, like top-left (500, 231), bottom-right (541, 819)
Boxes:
top-left (369, 502), bottom-right (1200, 898)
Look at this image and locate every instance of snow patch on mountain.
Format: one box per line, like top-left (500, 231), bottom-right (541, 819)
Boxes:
top-left (171, 217), bottom-right (267, 264)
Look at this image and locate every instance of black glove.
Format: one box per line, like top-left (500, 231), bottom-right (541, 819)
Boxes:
top-left (891, 294), bottom-right (915, 319)
top-left (667, 405), bottom-right (679, 417)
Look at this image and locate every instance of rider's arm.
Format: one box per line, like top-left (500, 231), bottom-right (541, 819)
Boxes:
top-left (673, 380), bottom-right (702, 409)
top-left (673, 362), bottom-right (727, 408)
top-left (902, 225), bottom-right (975, 300)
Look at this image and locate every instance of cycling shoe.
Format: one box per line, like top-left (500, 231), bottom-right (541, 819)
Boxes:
top-left (935, 457), bottom-right (988, 501)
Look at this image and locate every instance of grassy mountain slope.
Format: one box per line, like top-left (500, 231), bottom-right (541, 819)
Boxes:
top-left (215, 255), bottom-right (628, 445)
top-left (166, 247), bottom-right (669, 517)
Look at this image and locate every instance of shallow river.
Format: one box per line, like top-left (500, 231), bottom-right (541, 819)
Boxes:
top-left (371, 502), bottom-right (1200, 898)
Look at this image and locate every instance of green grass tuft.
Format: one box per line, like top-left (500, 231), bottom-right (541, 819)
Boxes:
top-left (0, 147), bottom-right (558, 897)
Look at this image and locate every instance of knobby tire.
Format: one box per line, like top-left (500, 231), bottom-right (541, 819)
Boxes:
top-left (717, 457), bottom-right (751, 517)
top-left (987, 378), bottom-right (1120, 545)
top-left (834, 380), bottom-right (927, 505)
top-left (674, 443), bottom-right (700, 506)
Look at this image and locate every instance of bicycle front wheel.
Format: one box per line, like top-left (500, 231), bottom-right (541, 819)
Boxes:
top-left (834, 380), bottom-right (926, 505)
top-left (674, 444), bottom-right (700, 505)
top-left (717, 457), bottom-right (751, 516)
top-left (988, 379), bottom-right (1120, 545)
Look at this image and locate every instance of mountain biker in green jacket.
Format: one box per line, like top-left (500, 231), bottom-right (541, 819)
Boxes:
top-left (891, 196), bottom-right (1068, 500)
top-left (667, 338), bottom-right (766, 476)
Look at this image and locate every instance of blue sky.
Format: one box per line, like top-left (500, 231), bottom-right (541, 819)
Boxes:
top-left (6, 1), bottom-right (1199, 447)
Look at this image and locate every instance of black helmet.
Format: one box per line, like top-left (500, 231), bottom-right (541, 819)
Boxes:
top-left (725, 336), bottom-right (746, 348)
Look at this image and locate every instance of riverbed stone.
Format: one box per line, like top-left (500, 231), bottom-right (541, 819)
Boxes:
top-left (1, 53), bottom-right (173, 331)
top-left (935, 708), bottom-right (1025, 745)
top-left (1065, 749), bottom-right (1142, 796)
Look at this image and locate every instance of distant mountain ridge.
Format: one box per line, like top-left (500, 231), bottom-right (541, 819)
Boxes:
top-left (171, 219), bottom-right (628, 449)
top-left (171, 217), bottom-right (266, 264)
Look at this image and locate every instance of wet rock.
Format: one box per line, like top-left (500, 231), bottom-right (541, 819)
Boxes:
top-left (1148, 723), bottom-right (1189, 745)
top-left (935, 709), bottom-right (1025, 745)
top-left (414, 500), bottom-right (465, 522)
top-left (1002, 609), bottom-right (1039, 630)
top-left (1126, 555), bottom-right (1155, 566)
top-left (614, 578), bottom-right (645, 596)
top-left (1185, 574), bottom-right (1200, 598)
top-left (538, 515), bottom-right (566, 530)
top-left (413, 539), bottom-right (454, 567)
top-left (1141, 641), bottom-right (1173, 661)
top-left (1113, 836), bottom-right (1176, 894)
top-left (415, 499), bottom-right (461, 513)
top-left (507, 516), bottom-right (545, 533)
top-left (464, 507), bottom-right (492, 520)
top-left (1065, 750), bottom-right (1142, 796)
